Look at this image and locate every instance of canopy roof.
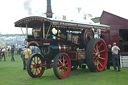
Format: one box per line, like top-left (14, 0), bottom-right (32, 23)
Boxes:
top-left (15, 16), bottom-right (110, 30)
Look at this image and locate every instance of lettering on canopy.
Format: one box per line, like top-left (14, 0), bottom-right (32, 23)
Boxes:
top-left (52, 21), bottom-right (93, 28)
top-left (59, 22), bottom-right (77, 26)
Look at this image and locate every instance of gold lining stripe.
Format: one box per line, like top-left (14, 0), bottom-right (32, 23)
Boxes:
top-left (63, 45), bottom-right (66, 52)
top-left (58, 43), bottom-right (61, 52)
top-left (27, 41), bottom-right (39, 47)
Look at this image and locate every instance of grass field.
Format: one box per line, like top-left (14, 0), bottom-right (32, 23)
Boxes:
top-left (0, 54), bottom-right (128, 85)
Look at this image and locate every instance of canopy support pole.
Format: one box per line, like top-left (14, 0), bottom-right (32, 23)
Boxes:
top-left (46, 25), bottom-right (51, 39)
top-left (20, 26), bottom-right (26, 39)
top-left (43, 22), bottom-right (45, 39)
top-left (26, 24), bottom-right (28, 40)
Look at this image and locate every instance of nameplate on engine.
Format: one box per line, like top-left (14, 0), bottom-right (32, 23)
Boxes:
top-left (43, 43), bottom-right (50, 45)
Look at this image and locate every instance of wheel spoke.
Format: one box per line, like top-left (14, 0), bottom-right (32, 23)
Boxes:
top-left (98, 57), bottom-right (105, 60)
top-left (95, 45), bottom-right (100, 55)
top-left (59, 66), bottom-right (63, 69)
top-left (99, 50), bottom-right (105, 53)
top-left (32, 59), bottom-right (35, 63)
top-left (31, 67), bottom-right (34, 72)
top-left (63, 68), bottom-right (67, 73)
top-left (93, 52), bottom-right (97, 57)
top-left (64, 67), bottom-right (67, 70)
top-left (35, 69), bottom-right (37, 74)
top-left (63, 57), bottom-right (66, 63)
top-left (39, 67), bottom-right (41, 72)
top-left (57, 67), bottom-right (60, 72)
top-left (65, 63), bottom-right (68, 65)
top-left (58, 59), bottom-right (63, 64)
top-left (97, 60), bottom-right (103, 67)
top-left (32, 69), bottom-right (34, 74)
top-left (36, 57), bottom-right (38, 63)
top-left (38, 59), bottom-right (41, 64)
top-left (61, 69), bottom-right (64, 75)
top-left (98, 43), bottom-right (103, 48)
top-left (60, 56), bottom-right (62, 61)
top-left (33, 57), bottom-right (35, 63)
top-left (96, 64), bottom-right (100, 70)
top-left (37, 57), bottom-right (38, 63)
top-left (96, 44), bottom-right (99, 51)
top-left (96, 61), bottom-right (99, 69)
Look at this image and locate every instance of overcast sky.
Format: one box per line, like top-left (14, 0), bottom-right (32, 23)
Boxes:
top-left (0, 0), bottom-right (128, 34)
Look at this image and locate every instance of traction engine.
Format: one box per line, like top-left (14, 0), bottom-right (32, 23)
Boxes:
top-left (15, 16), bottom-right (110, 79)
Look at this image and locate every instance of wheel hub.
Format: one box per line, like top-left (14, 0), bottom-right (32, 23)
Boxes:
top-left (60, 63), bottom-right (65, 69)
top-left (33, 63), bottom-right (38, 68)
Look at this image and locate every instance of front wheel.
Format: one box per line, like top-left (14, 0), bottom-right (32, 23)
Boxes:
top-left (86, 38), bottom-right (108, 72)
top-left (27, 54), bottom-right (45, 78)
top-left (53, 53), bottom-right (71, 79)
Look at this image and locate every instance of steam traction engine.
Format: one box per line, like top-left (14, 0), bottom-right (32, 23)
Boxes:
top-left (15, 16), bottom-right (110, 79)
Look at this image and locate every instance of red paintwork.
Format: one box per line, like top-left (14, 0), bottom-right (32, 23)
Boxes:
top-left (68, 51), bottom-right (77, 60)
top-left (100, 11), bottom-right (128, 53)
top-left (93, 39), bottom-right (108, 71)
top-left (57, 54), bottom-right (71, 78)
top-left (31, 54), bottom-right (45, 77)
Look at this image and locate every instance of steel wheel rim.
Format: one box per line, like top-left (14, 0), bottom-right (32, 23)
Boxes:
top-left (31, 55), bottom-right (44, 77)
top-left (57, 54), bottom-right (71, 78)
top-left (93, 40), bottom-right (107, 71)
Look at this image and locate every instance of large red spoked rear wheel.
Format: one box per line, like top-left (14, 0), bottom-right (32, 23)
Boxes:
top-left (86, 38), bottom-right (108, 72)
top-left (27, 54), bottom-right (45, 78)
top-left (53, 53), bottom-right (71, 79)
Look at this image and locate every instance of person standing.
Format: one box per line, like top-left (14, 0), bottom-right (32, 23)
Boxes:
top-left (21, 45), bottom-right (25, 51)
top-left (112, 42), bottom-right (120, 71)
top-left (23, 46), bottom-right (32, 70)
top-left (11, 45), bottom-right (15, 61)
top-left (31, 46), bottom-right (35, 54)
top-left (2, 47), bottom-right (6, 61)
top-left (20, 46), bottom-right (26, 70)
top-left (106, 44), bottom-right (112, 69)
top-left (0, 48), bottom-right (2, 61)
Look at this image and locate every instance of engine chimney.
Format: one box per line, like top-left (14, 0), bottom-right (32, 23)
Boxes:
top-left (45, 0), bottom-right (53, 18)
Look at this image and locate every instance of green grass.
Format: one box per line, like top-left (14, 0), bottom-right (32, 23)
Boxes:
top-left (0, 55), bottom-right (128, 85)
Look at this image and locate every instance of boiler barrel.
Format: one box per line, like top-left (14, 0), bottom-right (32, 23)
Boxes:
top-left (58, 42), bottom-right (71, 52)
top-left (41, 42), bottom-right (71, 59)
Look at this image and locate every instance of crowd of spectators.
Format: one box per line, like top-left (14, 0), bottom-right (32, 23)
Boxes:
top-left (0, 45), bottom-right (41, 62)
